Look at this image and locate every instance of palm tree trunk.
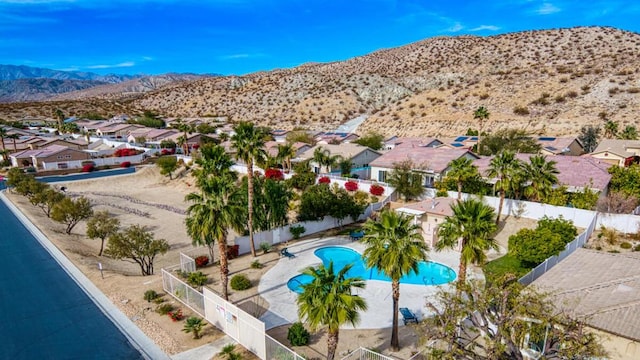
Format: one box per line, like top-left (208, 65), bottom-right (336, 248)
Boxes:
top-left (247, 159), bottom-right (256, 257)
top-left (457, 182), bottom-right (463, 200)
top-left (207, 243), bottom-right (215, 265)
top-left (327, 329), bottom-right (339, 360)
top-left (99, 238), bottom-right (105, 256)
top-left (391, 280), bottom-right (400, 351)
top-left (12, 138), bottom-right (17, 152)
top-left (218, 237), bottom-right (229, 300)
top-left (457, 258), bottom-right (467, 287)
top-left (496, 190), bottom-right (505, 225)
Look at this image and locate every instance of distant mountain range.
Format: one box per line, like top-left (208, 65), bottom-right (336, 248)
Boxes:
top-left (0, 64), bottom-right (209, 102)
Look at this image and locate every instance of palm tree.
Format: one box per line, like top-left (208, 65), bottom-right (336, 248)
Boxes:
top-left (185, 169), bottom-right (244, 300)
top-left (193, 144), bottom-right (235, 185)
top-left (436, 198), bottom-right (498, 286)
top-left (619, 125), bottom-right (638, 140)
top-left (362, 209), bottom-right (428, 351)
top-left (7, 133), bottom-right (20, 152)
top-left (487, 150), bottom-right (521, 224)
top-left (54, 108), bottom-right (65, 132)
top-left (297, 262), bottom-right (367, 360)
top-left (604, 120), bottom-right (619, 139)
top-left (277, 143), bottom-right (296, 172)
top-left (0, 127), bottom-right (7, 152)
top-left (232, 121), bottom-right (268, 257)
top-left (446, 157), bottom-right (478, 200)
top-left (173, 119), bottom-right (192, 155)
top-left (182, 316), bottom-right (207, 339)
top-left (313, 146), bottom-right (340, 173)
top-left (523, 155), bottom-right (559, 202)
top-left (473, 106), bottom-right (490, 153)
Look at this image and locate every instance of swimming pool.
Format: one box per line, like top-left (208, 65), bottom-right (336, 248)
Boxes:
top-left (287, 246), bottom-right (456, 293)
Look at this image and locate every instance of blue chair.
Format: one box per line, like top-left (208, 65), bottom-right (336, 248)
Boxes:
top-left (350, 230), bottom-right (364, 241)
top-left (399, 307), bottom-right (418, 325)
top-left (281, 247), bottom-right (295, 259)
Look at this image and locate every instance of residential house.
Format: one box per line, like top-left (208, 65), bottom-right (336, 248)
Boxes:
top-left (532, 249), bottom-right (640, 360)
top-left (370, 144), bottom-right (479, 187)
top-left (473, 154), bottom-right (612, 193)
top-left (296, 143), bottom-right (381, 174)
top-left (271, 129), bottom-right (290, 143)
top-left (10, 144), bottom-right (90, 169)
top-left (537, 136), bottom-right (584, 156)
top-left (96, 123), bottom-right (143, 139)
top-left (314, 132), bottom-right (360, 144)
top-left (74, 119), bottom-right (107, 134)
top-left (127, 128), bottom-right (179, 145)
top-left (383, 137), bottom-right (443, 150)
top-left (590, 139), bottom-right (640, 167)
top-left (439, 135), bottom-right (479, 150)
top-left (395, 197), bottom-right (457, 248)
top-left (156, 131), bottom-right (215, 152)
top-left (264, 141), bottom-right (311, 158)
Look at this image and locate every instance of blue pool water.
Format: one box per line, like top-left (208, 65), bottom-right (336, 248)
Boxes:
top-left (287, 246), bottom-right (456, 293)
top-left (0, 198), bottom-right (143, 359)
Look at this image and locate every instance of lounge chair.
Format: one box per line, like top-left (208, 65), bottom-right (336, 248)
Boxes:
top-left (399, 307), bottom-right (418, 325)
top-left (350, 230), bottom-right (364, 241)
top-left (281, 247), bottom-right (295, 259)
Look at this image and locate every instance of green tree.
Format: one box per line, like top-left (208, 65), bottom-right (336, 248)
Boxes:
top-left (362, 210), bottom-right (428, 350)
top-left (436, 198), bottom-right (498, 286)
top-left (338, 157), bottom-right (353, 177)
top-left (185, 175), bottom-right (244, 300)
top-left (0, 126), bottom-right (7, 152)
top-left (537, 216), bottom-right (577, 243)
top-left (570, 186), bottom-right (599, 210)
top-left (523, 155), bottom-right (559, 202)
top-left (182, 317), bottom-right (207, 339)
top-left (508, 228), bottom-right (564, 266)
top-left (244, 176), bottom-right (292, 231)
top-left (618, 125), bottom-right (638, 140)
top-left (86, 210), bottom-right (120, 256)
top-left (578, 125), bottom-right (601, 153)
top-left (487, 150), bottom-right (521, 224)
top-left (6, 133), bottom-right (20, 152)
top-left (286, 130), bottom-right (315, 145)
top-left (477, 129), bottom-right (541, 156)
top-left (54, 108), bottom-right (65, 132)
top-left (105, 225), bottom-right (169, 276)
top-left (232, 121), bottom-right (269, 257)
top-left (386, 159), bottom-right (426, 201)
top-left (297, 262), bottom-right (367, 360)
top-left (608, 165), bottom-right (640, 197)
top-left (422, 277), bottom-right (606, 359)
top-left (29, 186), bottom-right (65, 217)
top-left (473, 106), bottom-right (489, 153)
top-left (354, 131), bottom-right (384, 150)
top-left (276, 143), bottom-right (296, 172)
top-left (297, 184), bottom-right (337, 221)
top-left (51, 196), bottom-right (93, 234)
top-left (446, 157), bottom-right (479, 200)
top-left (603, 120), bottom-right (619, 139)
top-left (287, 160), bottom-right (316, 190)
top-left (172, 119), bottom-right (192, 155)
top-left (156, 156), bottom-right (178, 180)
top-left (312, 146), bottom-right (340, 173)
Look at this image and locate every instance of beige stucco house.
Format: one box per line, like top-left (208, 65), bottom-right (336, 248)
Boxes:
top-left (591, 139), bottom-right (640, 167)
top-left (395, 197), bottom-right (457, 248)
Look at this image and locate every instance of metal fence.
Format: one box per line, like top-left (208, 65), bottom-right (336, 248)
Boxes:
top-left (161, 268), bottom-right (205, 316)
top-left (180, 252), bottom-right (196, 273)
top-left (519, 213), bottom-right (598, 285)
top-left (265, 335), bottom-right (305, 360)
top-left (341, 347), bottom-right (397, 360)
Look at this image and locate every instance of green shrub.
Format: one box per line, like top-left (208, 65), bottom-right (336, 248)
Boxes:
top-left (187, 271), bottom-right (208, 287)
top-left (290, 225), bottom-right (306, 240)
top-left (287, 322), bottom-right (310, 346)
top-left (633, 244), bottom-right (640, 251)
top-left (620, 242), bottom-right (632, 249)
top-left (153, 297), bottom-right (165, 304)
top-left (260, 242), bottom-right (272, 254)
top-left (144, 290), bottom-right (159, 303)
top-left (251, 260), bottom-right (264, 269)
top-left (156, 303), bottom-right (174, 315)
top-left (230, 274), bottom-right (252, 290)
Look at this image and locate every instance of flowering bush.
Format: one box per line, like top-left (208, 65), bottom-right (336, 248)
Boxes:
top-left (113, 148), bottom-right (140, 157)
top-left (344, 180), bottom-right (358, 192)
top-left (160, 148), bottom-right (174, 156)
top-left (82, 164), bottom-right (95, 172)
top-left (318, 176), bottom-right (330, 184)
top-left (120, 161), bottom-right (131, 168)
top-left (265, 168), bottom-right (284, 181)
top-left (192, 144), bottom-right (200, 150)
top-left (195, 255), bottom-right (209, 268)
top-left (168, 309), bottom-right (184, 322)
top-left (369, 184), bottom-right (384, 196)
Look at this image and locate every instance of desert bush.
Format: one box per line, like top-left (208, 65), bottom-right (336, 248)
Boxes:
top-left (195, 255), bottom-right (209, 268)
top-left (230, 274), bottom-right (252, 290)
top-left (260, 242), bottom-right (272, 254)
top-left (290, 225), bottom-right (306, 239)
top-left (513, 105), bottom-right (530, 115)
top-left (120, 161), bottom-right (132, 168)
top-left (144, 290), bottom-right (159, 303)
top-left (156, 303), bottom-right (174, 315)
top-left (168, 308), bottom-right (184, 322)
top-left (187, 271), bottom-right (208, 287)
top-left (620, 242), bottom-right (632, 249)
top-left (251, 260), bottom-right (264, 269)
top-left (287, 322), bottom-right (310, 346)
top-left (634, 244), bottom-right (640, 252)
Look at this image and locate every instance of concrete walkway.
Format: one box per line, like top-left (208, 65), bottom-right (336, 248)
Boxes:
top-left (171, 335), bottom-right (235, 360)
top-left (258, 236), bottom-right (473, 330)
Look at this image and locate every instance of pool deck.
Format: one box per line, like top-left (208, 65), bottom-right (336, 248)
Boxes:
top-left (258, 236), bottom-right (485, 330)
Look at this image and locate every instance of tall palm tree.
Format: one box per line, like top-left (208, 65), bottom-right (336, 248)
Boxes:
top-left (7, 133), bottom-right (20, 152)
top-left (232, 121), bottom-right (268, 257)
top-left (362, 210), bottom-right (428, 351)
top-left (446, 157), bottom-right (478, 200)
top-left (487, 150), bottom-right (521, 224)
top-left (193, 144), bottom-right (235, 186)
top-left (277, 143), bottom-right (296, 173)
top-left (0, 127), bottom-right (7, 152)
top-left (436, 198), bottom-right (498, 287)
top-left (297, 262), bottom-right (367, 360)
top-left (473, 106), bottom-right (490, 153)
top-left (604, 120), bottom-right (619, 139)
top-left (313, 146), bottom-right (340, 173)
top-left (618, 125), bottom-right (638, 140)
top-left (523, 155), bottom-right (559, 202)
top-left (54, 108), bottom-right (65, 132)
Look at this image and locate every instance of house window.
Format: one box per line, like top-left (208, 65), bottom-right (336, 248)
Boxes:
top-left (378, 170), bottom-right (387, 182)
top-left (57, 163), bottom-right (68, 169)
top-left (65, 155), bottom-right (72, 159)
top-left (57, 155), bottom-right (64, 160)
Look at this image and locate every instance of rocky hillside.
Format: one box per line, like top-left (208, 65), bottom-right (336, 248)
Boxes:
top-left (2, 26), bottom-right (639, 137)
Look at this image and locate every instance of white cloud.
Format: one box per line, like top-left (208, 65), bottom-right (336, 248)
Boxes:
top-left (536, 2), bottom-right (561, 14)
top-left (219, 53), bottom-right (266, 60)
top-left (470, 25), bottom-right (500, 32)
top-left (445, 22), bottom-right (464, 32)
top-left (86, 61), bottom-right (135, 69)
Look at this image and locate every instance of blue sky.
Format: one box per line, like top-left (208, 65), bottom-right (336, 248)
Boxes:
top-left (1, 0), bottom-right (639, 76)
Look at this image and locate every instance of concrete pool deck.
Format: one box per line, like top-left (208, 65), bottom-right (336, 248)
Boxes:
top-left (258, 236), bottom-right (484, 330)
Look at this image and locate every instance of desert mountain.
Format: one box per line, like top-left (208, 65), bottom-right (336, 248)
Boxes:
top-left (1, 26), bottom-right (639, 137)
